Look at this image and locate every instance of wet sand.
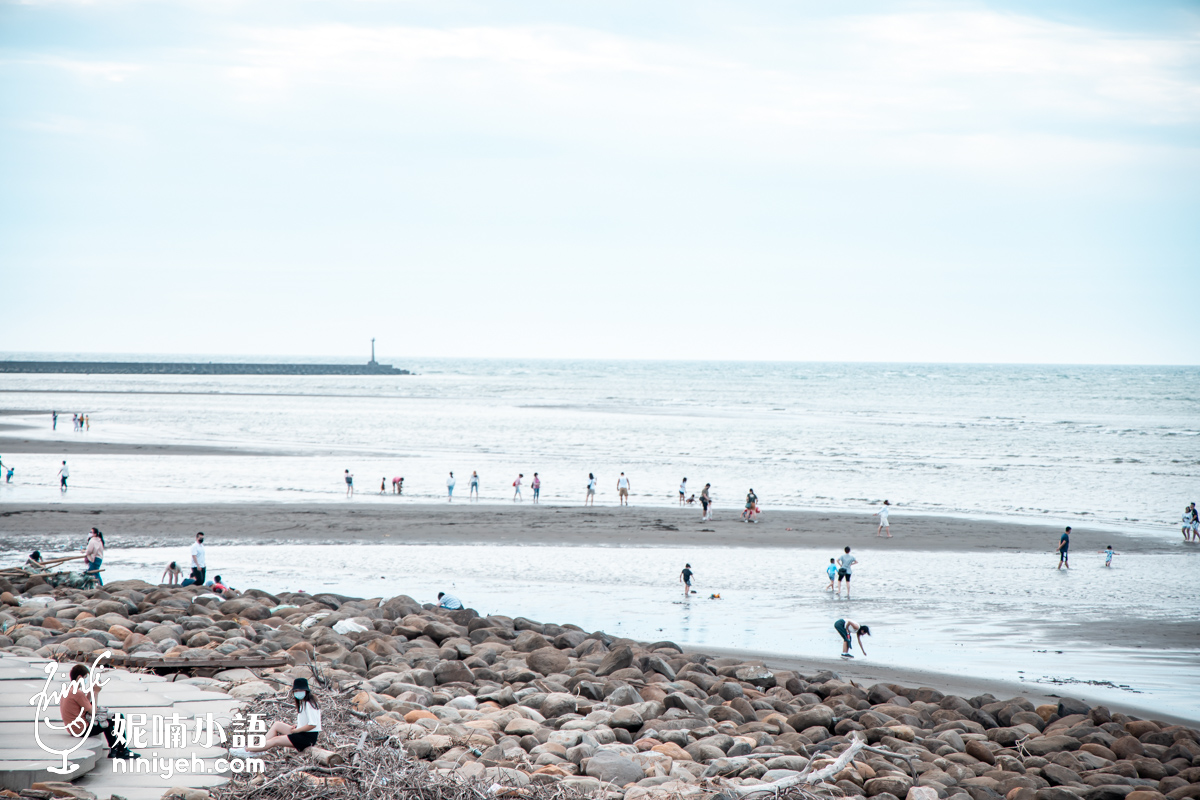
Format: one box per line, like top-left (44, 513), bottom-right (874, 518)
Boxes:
top-left (0, 501), bottom-right (1179, 552)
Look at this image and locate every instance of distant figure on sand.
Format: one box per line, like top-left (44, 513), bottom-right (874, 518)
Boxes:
top-left (344, 470), bottom-right (354, 497)
top-left (679, 478), bottom-right (688, 505)
top-left (58, 460), bottom-right (69, 490)
top-left (742, 489), bottom-right (758, 522)
top-left (1184, 504), bottom-right (1198, 542)
top-left (617, 473), bottom-right (630, 506)
top-left (1057, 526), bottom-right (1070, 569)
top-left (5, 466), bottom-right (12, 483)
top-left (836, 547), bottom-right (857, 597)
top-left (513, 474), bottom-right (523, 501)
top-left (700, 483), bottom-right (712, 521)
top-left (27, 551), bottom-right (44, 571)
top-left (680, 563), bottom-right (694, 596)
top-left (469, 471), bottom-right (479, 500)
top-left (392, 476), bottom-right (403, 494)
top-left (437, 592), bottom-right (463, 610)
top-left (1100, 545), bottom-right (1118, 567)
top-left (380, 478), bottom-right (387, 494)
top-left (52, 411), bottom-right (57, 430)
top-left (191, 532), bottom-right (207, 585)
top-left (532, 473), bottom-right (541, 503)
top-left (84, 528), bottom-right (104, 586)
top-left (161, 561), bottom-right (182, 585)
top-left (825, 558), bottom-right (837, 592)
top-left (586, 473), bottom-right (596, 505)
top-left (875, 500), bottom-right (892, 537)
top-left (835, 618), bottom-right (870, 658)
top-left (447, 472), bottom-right (456, 501)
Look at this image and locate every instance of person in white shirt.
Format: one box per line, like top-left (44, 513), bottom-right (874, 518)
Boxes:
top-left (191, 532), bottom-right (207, 585)
top-left (834, 618), bottom-right (870, 658)
top-left (617, 473), bottom-right (630, 506)
top-left (58, 460), bottom-right (69, 490)
top-left (230, 677), bottom-right (321, 757)
top-left (679, 478), bottom-right (688, 505)
top-left (447, 472), bottom-right (456, 501)
top-left (875, 500), bottom-right (892, 538)
top-left (512, 474), bottom-right (523, 501)
top-left (585, 473), bottom-right (596, 506)
top-left (836, 546), bottom-right (858, 598)
top-left (437, 592), bottom-right (463, 610)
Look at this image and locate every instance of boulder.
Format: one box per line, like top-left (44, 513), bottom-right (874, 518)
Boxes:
top-left (433, 660), bottom-right (474, 684)
top-left (541, 692), bottom-right (578, 718)
top-left (610, 707), bottom-right (643, 730)
top-left (527, 647), bottom-right (570, 676)
top-left (585, 751), bottom-right (646, 787)
top-left (1040, 764), bottom-right (1081, 787)
top-left (1112, 737), bottom-right (1146, 760)
top-left (968, 740), bottom-right (997, 765)
top-left (514, 631), bottom-right (551, 652)
top-left (788, 704), bottom-right (835, 731)
top-left (596, 645), bottom-right (634, 677)
top-left (867, 776), bottom-right (915, 797)
top-left (1024, 736), bottom-right (1081, 756)
top-left (1058, 699), bottom-right (1090, 718)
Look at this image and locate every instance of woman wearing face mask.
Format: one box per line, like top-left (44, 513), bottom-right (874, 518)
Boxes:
top-left (84, 528), bottom-right (105, 586)
top-left (229, 678), bottom-right (320, 758)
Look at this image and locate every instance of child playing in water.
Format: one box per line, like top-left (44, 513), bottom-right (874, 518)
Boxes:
top-left (825, 558), bottom-right (837, 591)
top-left (1100, 545), bottom-right (1118, 567)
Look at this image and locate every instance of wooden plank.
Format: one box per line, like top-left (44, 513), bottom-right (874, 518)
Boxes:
top-left (67, 653), bottom-right (288, 674)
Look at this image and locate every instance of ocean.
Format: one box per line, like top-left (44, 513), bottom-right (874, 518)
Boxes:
top-left (0, 357), bottom-right (1197, 531)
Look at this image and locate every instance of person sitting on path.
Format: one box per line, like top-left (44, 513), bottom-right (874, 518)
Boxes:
top-left (60, 662), bottom-right (137, 759)
top-left (680, 563), bottom-right (694, 596)
top-left (84, 528), bottom-right (104, 586)
top-left (437, 592), bottom-right (463, 610)
top-left (835, 618), bottom-right (870, 658)
top-left (875, 500), bottom-right (892, 537)
top-left (229, 678), bottom-right (320, 758)
top-left (161, 561), bottom-right (182, 585)
top-left (836, 546), bottom-right (857, 598)
top-left (617, 473), bottom-right (630, 505)
top-left (1057, 526), bottom-right (1071, 570)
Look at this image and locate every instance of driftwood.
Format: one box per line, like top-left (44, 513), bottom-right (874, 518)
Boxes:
top-left (309, 747), bottom-right (345, 767)
top-left (722, 732), bottom-right (867, 797)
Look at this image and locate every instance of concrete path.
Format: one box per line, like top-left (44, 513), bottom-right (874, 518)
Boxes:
top-left (0, 652), bottom-right (246, 799)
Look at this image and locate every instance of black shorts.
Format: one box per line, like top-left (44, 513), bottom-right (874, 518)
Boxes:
top-left (837, 568), bottom-right (851, 581)
top-left (700, 498), bottom-right (709, 509)
top-left (287, 731), bottom-right (319, 751)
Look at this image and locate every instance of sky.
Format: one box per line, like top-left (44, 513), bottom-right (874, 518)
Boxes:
top-left (1, 0), bottom-right (1198, 364)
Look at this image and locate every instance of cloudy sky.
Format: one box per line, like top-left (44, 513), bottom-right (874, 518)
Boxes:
top-left (1, 0), bottom-right (1197, 363)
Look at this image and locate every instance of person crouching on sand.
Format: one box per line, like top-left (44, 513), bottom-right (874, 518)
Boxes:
top-left (161, 561), bottom-right (182, 585)
top-left (835, 618), bottom-right (870, 658)
top-left (229, 678), bottom-right (320, 759)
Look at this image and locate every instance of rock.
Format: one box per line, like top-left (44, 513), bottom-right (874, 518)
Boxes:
top-left (228, 681), bottom-right (276, 699)
top-left (1132, 760), bottom-right (1167, 781)
top-left (31, 783), bottom-right (98, 800)
top-left (505, 718), bottom-right (542, 736)
top-left (867, 777), bottom-right (915, 797)
top-left (611, 707), bottom-right (644, 730)
top-left (1024, 736), bottom-right (1081, 756)
top-left (404, 709), bottom-right (437, 723)
top-left (160, 790), bottom-right (209, 800)
top-left (608, 685), bottom-right (643, 706)
top-left (1058, 699), bottom-right (1090, 718)
top-left (1080, 744), bottom-right (1118, 761)
top-left (788, 705), bottom-right (835, 731)
top-left (1037, 789), bottom-right (1085, 800)
top-left (1125, 792), bottom-right (1167, 800)
top-left (527, 647), bottom-right (570, 676)
top-left (1040, 765), bottom-right (1081, 787)
top-left (541, 692), bottom-right (578, 718)
top-left (1085, 788), bottom-right (1135, 800)
top-left (909, 789), bottom-right (941, 800)
top-left (596, 645), bottom-right (634, 677)
top-left (651, 742), bottom-right (692, 761)
top-left (734, 666), bottom-right (776, 688)
top-left (514, 630), bottom-right (551, 652)
top-left (1112, 737), bottom-right (1146, 760)
top-left (968, 740), bottom-right (997, 765)
top-left (432, 660), bottom-right (474, 684)
top-left (585, 751), bottom-right (646, 786)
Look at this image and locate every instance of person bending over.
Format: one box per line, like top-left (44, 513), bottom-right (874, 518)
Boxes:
top-left (834, 618), bottom-right (870, 659)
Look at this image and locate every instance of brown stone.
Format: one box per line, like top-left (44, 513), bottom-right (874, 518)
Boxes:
top-left (968, 740), bottom-right (998, 765)
top-left (404, 709), bottom-right (437, 723)
top-left (1081, 744), bottom-right (1117, 761)
top-left (1112, 737), bottom-right (1146, 760)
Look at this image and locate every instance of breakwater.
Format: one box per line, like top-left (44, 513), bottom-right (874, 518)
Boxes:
top-left (0, 361), bottom-right (409, 375)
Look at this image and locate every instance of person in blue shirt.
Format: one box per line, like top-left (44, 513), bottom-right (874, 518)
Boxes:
top-left (825, 558), bottom-right (837, 592)
top-left (1057, 526), bottom-right (1071, 570)
top-left (437, 592), bottom-right (463, 610)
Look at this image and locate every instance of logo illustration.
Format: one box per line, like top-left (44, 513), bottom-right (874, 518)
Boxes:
top-left (29, 651), bottom-right (112, 774)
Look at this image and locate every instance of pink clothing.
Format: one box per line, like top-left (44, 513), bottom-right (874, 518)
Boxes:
top-left (85, 538), bottom-right (104, 561)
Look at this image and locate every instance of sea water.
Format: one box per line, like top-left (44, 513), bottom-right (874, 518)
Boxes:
top-left (1, 358), bottom-right (1197, 531)
top-left (18, 542), bottom-right (1197, 721)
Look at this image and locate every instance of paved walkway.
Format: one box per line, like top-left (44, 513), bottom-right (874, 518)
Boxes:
top-left (0, 652), bottom-right (244, 800)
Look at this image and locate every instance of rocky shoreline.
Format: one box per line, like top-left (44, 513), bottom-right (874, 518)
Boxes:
top-left (2, 574), bottom-right (1199, 800)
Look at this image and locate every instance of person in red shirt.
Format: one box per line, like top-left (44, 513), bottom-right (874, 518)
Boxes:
top-left (59, 664), bottom-right (136, 759)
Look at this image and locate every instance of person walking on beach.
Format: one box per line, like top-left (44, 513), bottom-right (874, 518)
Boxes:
top-left (836, 546), bottom-right (857, 598)
top-left (161, 561), bottom-right (182, 585)
top-left (52, 411), bottom-right (57, 430)
top-left (1183, 506), bottom-right (1194, 542)
top-left (617, 472), bottom-right (630, 506)
top-left (469, 471), bottom-right (479, 500)
top-left (700, 483), bottom-right (712, 521)
top-left (1100, 545), bottom-right (1118, 567)
top-left (58, 460), bottom-right (69, 491)
top-left (1057, 526), bottom-right (1071, 569)
top-left (679, 478), bottom-right (688, 505)
top-left (513, 474), bottom-right (523, 501)
top-left (437, 592), bottom-right (463, 610)
top-left (835, 618), bottom-right (870, 658)
top-left (83, 528), bottom-right (104, 586)
top-left (531, 473), bottom-right (541, 503)
top-left (742, 489), bottom-right (758, 522)
top-left (585, 473), bottom-right (596, 506)
top-left (191, 532), bottom-right (207, 585)
top-left (825, 558), bottom-right (838, 592)
top-left (447, 472), bottom-right (456, 501)
top-left (875, 500), bottom-right (892, 538)
top-left (680, 563), bottom-right (694, 596)
top-left (344, 469), bottom-right (354, 497)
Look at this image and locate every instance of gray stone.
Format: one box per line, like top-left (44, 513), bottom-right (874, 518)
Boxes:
top-left (596, 645), bottom-right (634, 677)
top-left (584, 751), bottom-right (646, 787)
